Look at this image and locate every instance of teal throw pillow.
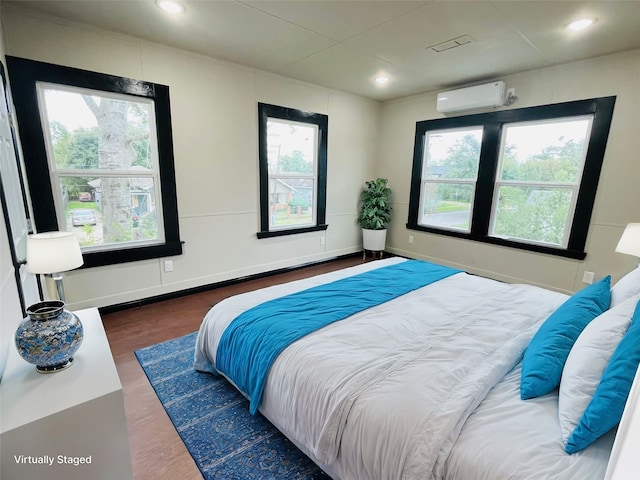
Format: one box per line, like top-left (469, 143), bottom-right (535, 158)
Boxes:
top-left (520, 276), bottom-right (611, 400)
top-left (565, 299), bottom-right (640, 454)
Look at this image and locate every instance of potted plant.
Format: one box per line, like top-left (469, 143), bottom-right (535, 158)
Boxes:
top-left (357, 178), bottom-right (392, 253)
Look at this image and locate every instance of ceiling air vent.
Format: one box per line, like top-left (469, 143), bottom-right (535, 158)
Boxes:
top-left (427, 35), bottom-right (474, 53)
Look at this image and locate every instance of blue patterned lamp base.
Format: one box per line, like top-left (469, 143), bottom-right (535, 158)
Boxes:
top-left (15, 301), bottom-right (83, 374)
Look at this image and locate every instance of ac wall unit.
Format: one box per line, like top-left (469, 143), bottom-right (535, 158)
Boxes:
top-left (436, 81), bottom-right (506, 113)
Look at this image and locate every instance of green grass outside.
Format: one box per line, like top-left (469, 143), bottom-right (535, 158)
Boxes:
top-left (434, 201), bottom-right (470, 213)
top-left (66, 201), bottom-right (98, 212)
top-left (273, 210), bottom-right (312, 227)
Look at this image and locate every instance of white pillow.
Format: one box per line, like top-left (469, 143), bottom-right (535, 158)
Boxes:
top-left (558, 294), bottom-right (640, 443)
top-left (611, 267), bottom-right (640, 307)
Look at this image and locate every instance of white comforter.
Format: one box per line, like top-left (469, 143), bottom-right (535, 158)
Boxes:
top-left (444, 365), bottom-right (616, 480)
top-left (194, 258), bottom-right (569, 480)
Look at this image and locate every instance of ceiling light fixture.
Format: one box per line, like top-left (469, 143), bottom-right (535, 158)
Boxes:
top-left (567, 18), bottom-right (596, 31)
top-left (375, 76), bottom-right (390, 85)
top-left (156, 0), bottom-right (185, 14)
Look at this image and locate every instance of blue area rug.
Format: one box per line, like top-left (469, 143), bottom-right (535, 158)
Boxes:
top-left (135, 332), bottom-right (331, 480)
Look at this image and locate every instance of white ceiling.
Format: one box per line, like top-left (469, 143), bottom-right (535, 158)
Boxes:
top-left (5, 0), bottom-right (640, 101)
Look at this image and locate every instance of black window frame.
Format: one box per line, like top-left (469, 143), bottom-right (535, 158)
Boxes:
top-left (257, 102), bottom-right (328, 239)
top-left (407, 96), bottom-right (616, 260)
top-left (6, 56), bottom-right (182, 268)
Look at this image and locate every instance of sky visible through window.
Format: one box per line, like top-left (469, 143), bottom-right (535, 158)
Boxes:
top-left (267, 118), bottom-right (316, 174)
top-left (43, 89), bottom-right (98, 130)
top-left (427, 118), bottom-right (590, 165)
top-left (502, 118), bottom-right (590, 163)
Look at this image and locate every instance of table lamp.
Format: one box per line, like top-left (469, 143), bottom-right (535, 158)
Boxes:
top-left (615, 223), bottom-right (640, 266)
top-left (26, 231), bottom-right (83, 302)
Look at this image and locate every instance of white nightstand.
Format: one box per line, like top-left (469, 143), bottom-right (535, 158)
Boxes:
top-left (0, 307), bottom-right (133, 480)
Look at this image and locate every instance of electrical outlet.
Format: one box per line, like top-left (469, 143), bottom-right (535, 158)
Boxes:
top-left (582, 271), bottom-right (594, 284)
top-left (164, 260), bottom-right (174, 272)
top-left (320, 236), bottom-right (325, 246)
top-left (408, 235), bottom-right (415, 245)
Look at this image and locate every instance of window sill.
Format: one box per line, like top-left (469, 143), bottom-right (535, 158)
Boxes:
top-left (257, 224), bottom-right (328, 239)
top-left (406, 223), bottom-right (586, 260)
top-left (79, 241), bottom-right (183, 268)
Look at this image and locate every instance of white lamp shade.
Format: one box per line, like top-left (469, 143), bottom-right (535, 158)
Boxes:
top-left (615, 223), bottom-right (640, 258)
top-left (26, 231), bottom-right (84, 274)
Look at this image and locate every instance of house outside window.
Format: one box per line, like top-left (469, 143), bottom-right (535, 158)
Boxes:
top-left (408, 97), bottom-right (616, 259)
top-left (257, 103), bottom-right (328, 238)
top-left (7, 57), bottom-right (182, 268)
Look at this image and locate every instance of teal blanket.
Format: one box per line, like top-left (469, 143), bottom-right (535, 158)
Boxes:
top-left (216, 259), bottom-right (462, 414)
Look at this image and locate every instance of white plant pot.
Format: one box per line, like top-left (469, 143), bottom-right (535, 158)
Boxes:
top-left (362, 228), bottom-right (387, 252)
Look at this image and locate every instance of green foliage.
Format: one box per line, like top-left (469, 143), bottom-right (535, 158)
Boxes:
top-left (131, 136), bottom-right (152, 169)
top-left (288, 196), bottom-right (310, 210)
top-left (430, 134), bottom-right (585, 244)
top-left (128, 104), bottom-right (152, 169)
top-left (49, 120), bottom-right (69, 144)
top-left (66, 201), bottom-right (97, 212)
top-left (137, 211), bottom-right (159, 240)
top-left (436, 134), bottom-right (481, 202)
top-left (501, 140), bottom-right (583, 183)
top-left (279, 150), bottom-right (312, 174)
top-left (68, 128), bottom-right (99, 169)
top-left (357, 178), bottom-right (392, 230)
top-left (493, 187), bottom-right (571, 245)
top-left (442, 134), bottom-right (481, 179)
top-left (106, 221), bottom-right (133, 243)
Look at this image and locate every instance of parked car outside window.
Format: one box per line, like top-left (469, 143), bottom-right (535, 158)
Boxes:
top-left (78, 192), bottom-right (91, 201)
top-left (71, 208), bottom-right (96, 227)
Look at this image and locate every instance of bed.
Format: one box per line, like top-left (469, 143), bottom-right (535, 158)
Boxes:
top-left (194, 257), bottom-right (630, 480)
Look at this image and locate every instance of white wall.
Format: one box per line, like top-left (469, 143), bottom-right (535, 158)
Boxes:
top-left (1, 4), bottom-right (639, 312)
top-left (1, 6), bottom-right (379, 310)
top-left (379, 49), bottom-right (640, 293)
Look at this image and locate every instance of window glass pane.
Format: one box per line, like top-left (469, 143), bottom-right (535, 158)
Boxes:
top-left (268, 177), bottom-right (315, 229)
top-left (40, 86), bottom-right (155, 171)
top-left (499, 117), bottom-right (591, 183)
top-left (267, 119), bottom-right (317, 175)
top-left (424, 128), bottom-right (482, 180)
top-left (420, 182), bottom-right (473, 232)
top-left (38, 83), bottom-right (164, 252)
top-left (493, 186), bottom-right (573, 246)
top-left (60, 175), bottom-right (159, 248)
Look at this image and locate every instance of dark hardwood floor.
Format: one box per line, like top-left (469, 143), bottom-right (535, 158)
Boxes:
top-left (102, 255), bottom-right (365, 480)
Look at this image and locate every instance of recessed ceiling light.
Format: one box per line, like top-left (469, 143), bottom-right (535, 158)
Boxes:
top-left (156, 0), bottom-right (185, 14)
top-left (567, 18), bottom-right (596, 31)
top-left (375, 76), bottom-right (390, 85)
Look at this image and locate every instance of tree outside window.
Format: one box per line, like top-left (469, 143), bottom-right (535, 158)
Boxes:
top-left (39, 85), bottom-right (161, 249)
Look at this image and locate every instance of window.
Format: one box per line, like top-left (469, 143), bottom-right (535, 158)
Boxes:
top-left (7, 57), bottom-right (181, 268)
top-left (418, 127), bottom-right (483, 232)
top-left (408, 97), bottom-right (616, 259)
top-left (257, 103), bottom-right (328, 238)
